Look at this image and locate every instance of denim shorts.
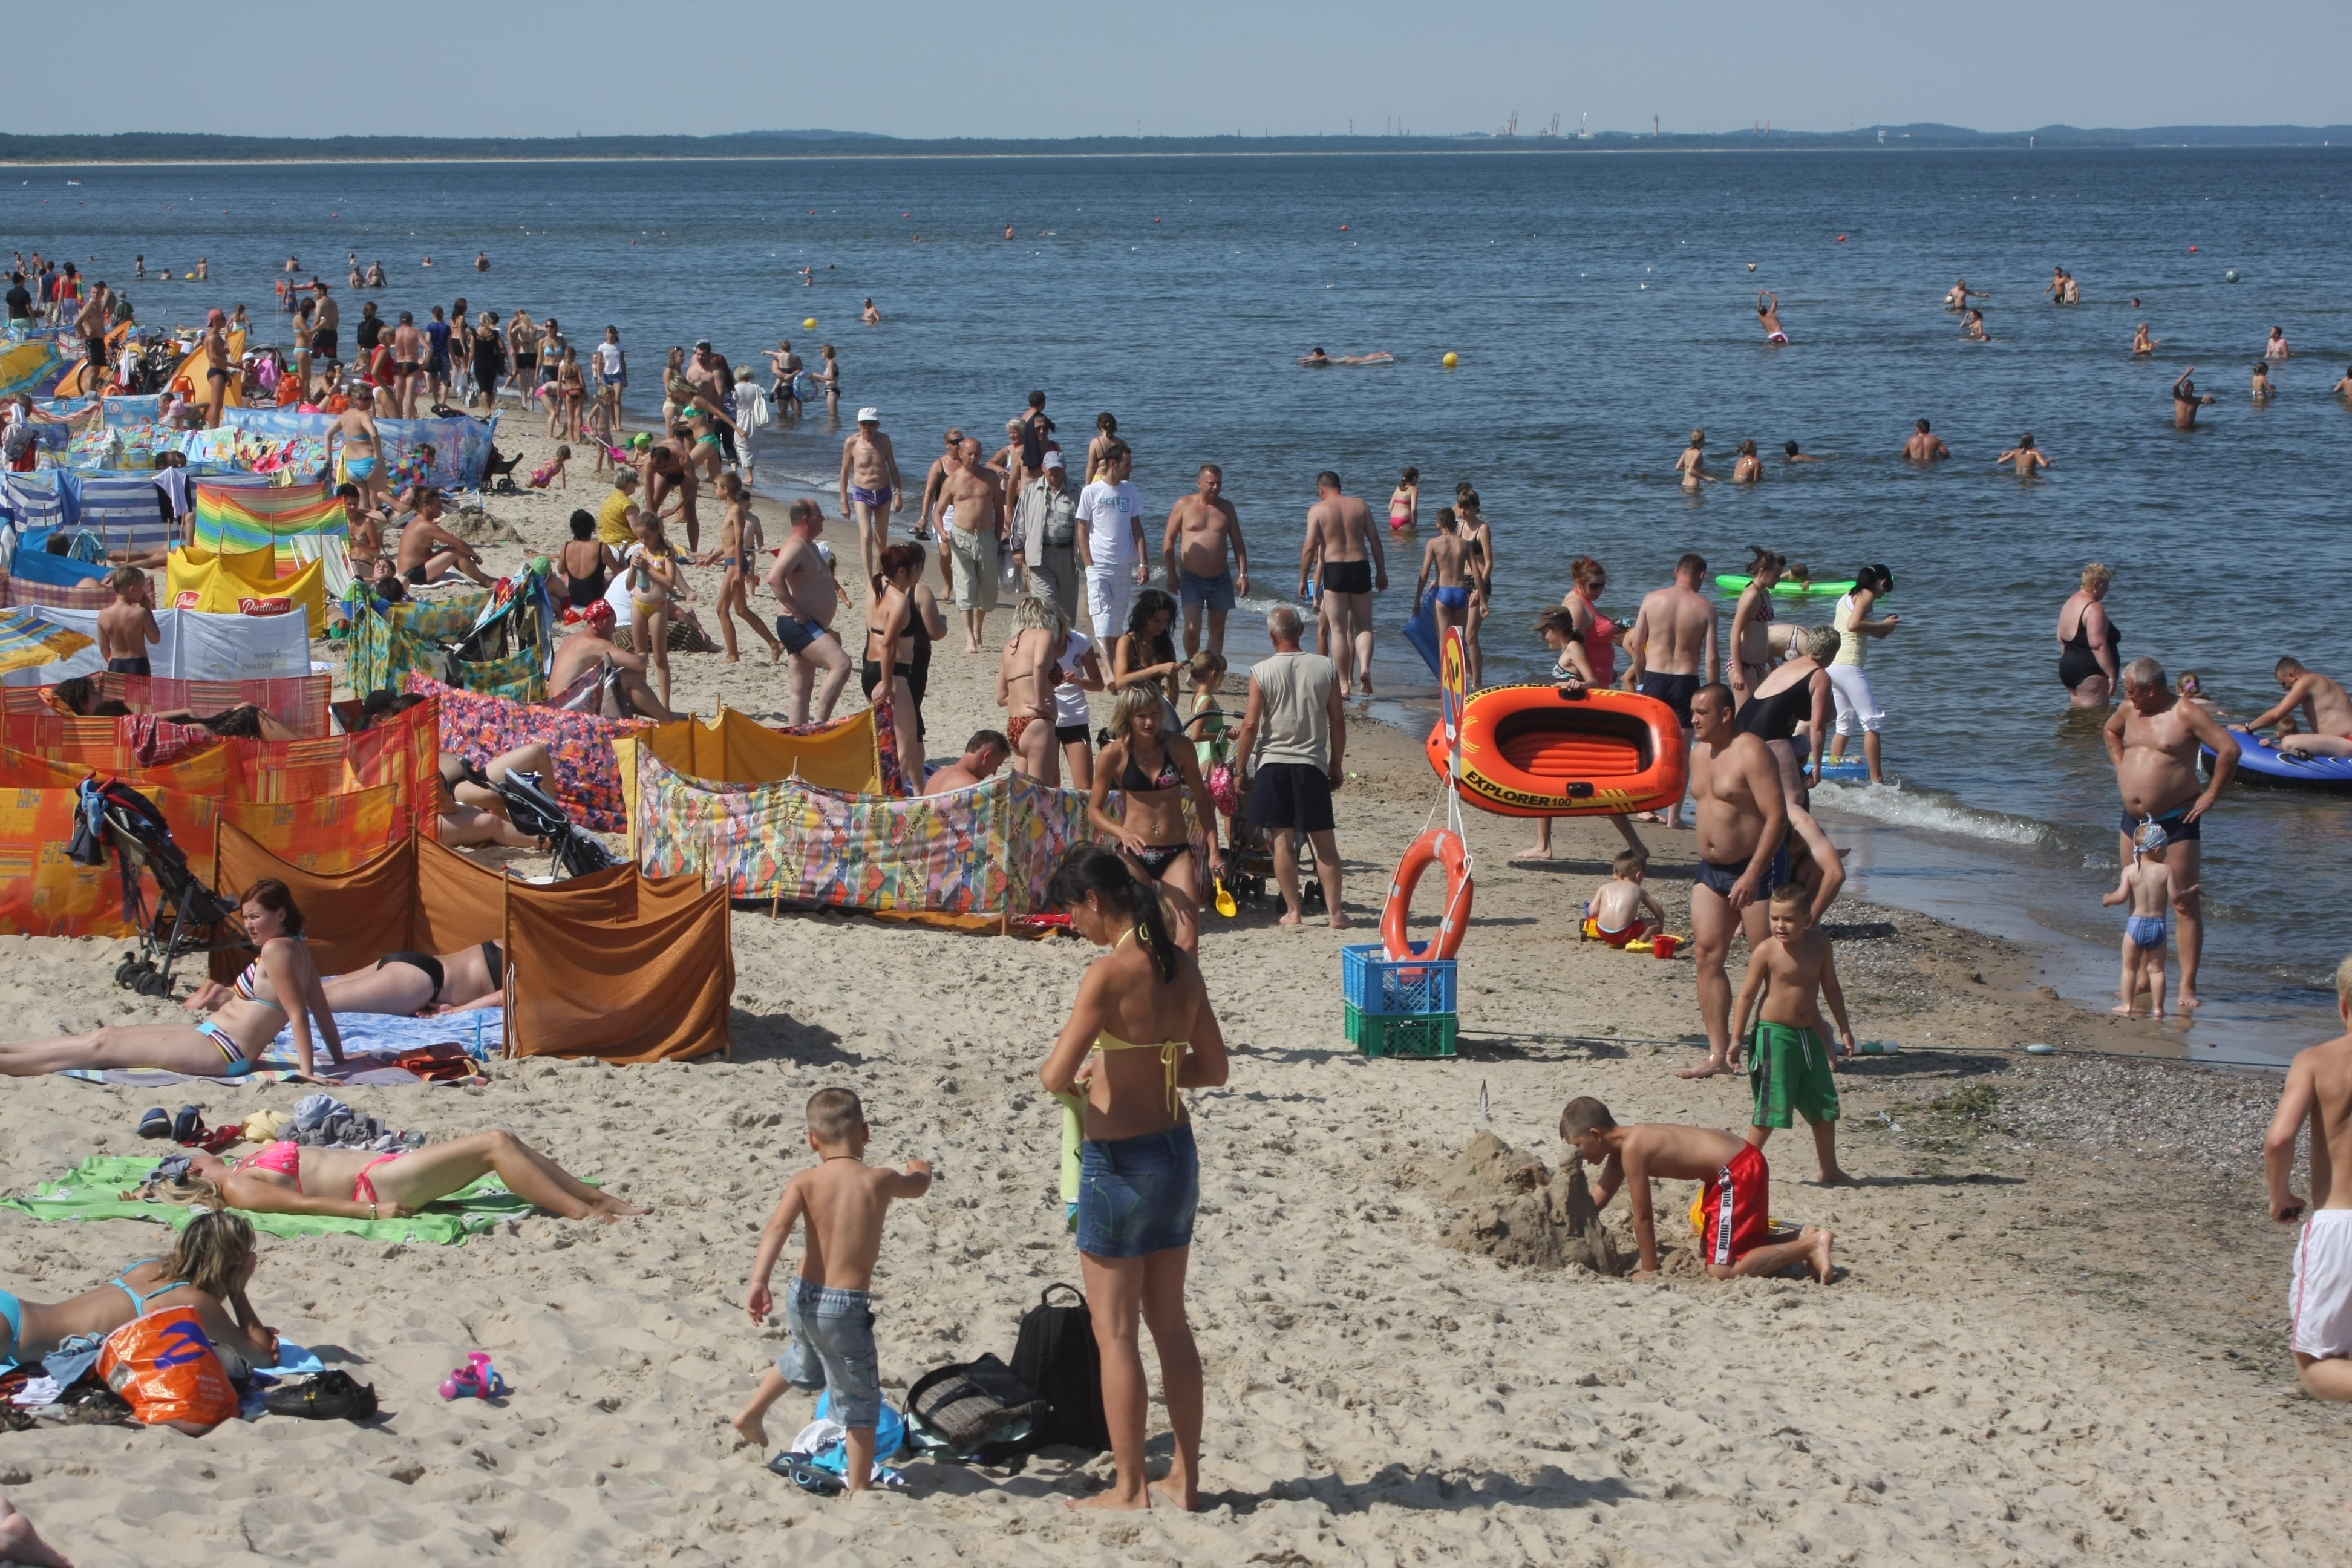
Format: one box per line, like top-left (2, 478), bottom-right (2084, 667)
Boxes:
top-left (1077, 1123), bottom-right (1200, 1259)
top-left (777, 1276), bottom-right (881, 1429)
top-left (1178, 568), bottom-right (1236, 613)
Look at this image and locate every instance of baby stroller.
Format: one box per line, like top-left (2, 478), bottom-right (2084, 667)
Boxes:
top-left (495, 770), bottom-right (614, 881)
top-left (68, 779), bottom-right (246, 998)
top-left (1220, 800), bottom-right (1324, 914)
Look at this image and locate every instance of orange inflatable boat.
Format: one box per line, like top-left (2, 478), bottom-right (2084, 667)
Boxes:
top-left (1426, 684), bottom-right (1687, 817)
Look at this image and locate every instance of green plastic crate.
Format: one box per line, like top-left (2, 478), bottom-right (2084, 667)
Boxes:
top-left (1345, 1004), bottom-right (1459, 1059)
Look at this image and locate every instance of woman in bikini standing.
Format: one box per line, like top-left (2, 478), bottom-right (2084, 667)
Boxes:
top-left (200, 307), bottom-right (233, 428)
top-left (1728, 550), bottom-right (1784, 709)
top-left (1109, 588), bottom-right (1184, 723)
top-left (2056, 562), bottom-right (2122, 708)
top-left (625, 508), bottom-right (683, 711)
top-left (0, 880), bottom-right (341, 1079)
top-left (1457, 488), bottom-right (1496, 688)
top-left (865, 543), bottom-right (932, 781)
top-left (1037, 842), bottom-right (1226, 1514)
top-left (1088, 687), bottom-right (1223, 953)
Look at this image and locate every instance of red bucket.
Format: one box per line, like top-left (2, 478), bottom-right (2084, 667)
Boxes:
top-left (1650, 934), bottom-right (1681, 959)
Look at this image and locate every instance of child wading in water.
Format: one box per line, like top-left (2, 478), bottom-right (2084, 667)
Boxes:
top-left (1586, 851), bottom-right (1665, 947)
top-left (734, 1088), bottom-right (932, 1491)
top-left (1731, 882), bottom-right (1861, 1186)
top-left (2104, 822), bottom-right (2197, 1018)
top-left (711, 472), bottom-right (781, 664)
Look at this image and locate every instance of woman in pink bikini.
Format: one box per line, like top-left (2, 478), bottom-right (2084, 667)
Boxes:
top-left (154, 1126), bottom-right (643, 1223)
top-left (0, 880), bottom-right (341, 1080)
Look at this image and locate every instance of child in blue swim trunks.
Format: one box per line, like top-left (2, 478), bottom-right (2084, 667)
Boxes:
top-left (2103, 824), bottom-right (2198, 1019)
top-left (734, 1088), bottom-right (931, 1491)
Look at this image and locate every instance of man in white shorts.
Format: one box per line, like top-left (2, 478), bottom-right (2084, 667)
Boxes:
top-left (1075, 439), bottom-right (1147, 648)
top-left (2267, 953), bottom-right (2352, 1402)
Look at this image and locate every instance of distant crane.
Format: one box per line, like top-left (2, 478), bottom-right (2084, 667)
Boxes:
top-left (1538, 113), bottom-right (1560, 138)
top-left (1500, 110), bottom-right (1518, 138)
top-left (1579, 112), bottom-right (1592, 140)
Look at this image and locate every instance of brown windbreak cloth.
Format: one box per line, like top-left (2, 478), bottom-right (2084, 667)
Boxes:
top-left (212, 824), bottom-right (729, 1062)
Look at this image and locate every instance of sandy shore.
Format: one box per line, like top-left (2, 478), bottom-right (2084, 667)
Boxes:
top-left (0, 419), bottom-right (2342, 1565)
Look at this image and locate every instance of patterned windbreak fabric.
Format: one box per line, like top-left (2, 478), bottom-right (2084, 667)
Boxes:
top-left (408, 674), bottom-right (650, 832)
top-left (0, 673), bottom-right (330, 736)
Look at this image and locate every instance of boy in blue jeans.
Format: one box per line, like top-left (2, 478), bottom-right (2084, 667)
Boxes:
top-left (734, 1088), bottom-right (932, 1489)
top-left (1731, 883), bottom-right (1861, 1186)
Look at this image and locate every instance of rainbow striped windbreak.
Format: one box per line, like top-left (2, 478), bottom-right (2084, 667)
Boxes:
top-left (192, 481), bottom-right (348, 553)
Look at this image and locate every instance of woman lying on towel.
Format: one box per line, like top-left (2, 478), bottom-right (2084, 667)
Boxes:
top-left (152, 1128), bottom-right (643, 1223)
top-left (0, 880), bottom-right (342, 1079)
top-left (0, 1208), bottom-right (282, 1431)
top-left (186, 939), bottom-right (506, 1019)
top-left (48, 675), bottom-right (302, 740)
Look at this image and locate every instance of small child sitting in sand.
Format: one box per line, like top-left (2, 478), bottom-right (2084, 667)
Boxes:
top-left (734, 1088), bottom-right (932, 1492)
top-left (1585, 851), bottom-right (1664, 947)
top-left (2103, 824), bottom-right (2198, 1019)
top-left (529, 444), bottom-right (570, 491)
top-left (1560, 1096), bottom-right (1835, 1283)
top-left (1731, 882), bottom-right (1860, 1186)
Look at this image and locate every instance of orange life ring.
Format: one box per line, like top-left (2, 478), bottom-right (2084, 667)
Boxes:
top-left (1382, 828), bottom-right (1472, 961)
top-left (1426, 684), bottom-right (1687, 818)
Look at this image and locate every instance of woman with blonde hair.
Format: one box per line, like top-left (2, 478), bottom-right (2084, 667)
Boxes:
top-left (150, 1129), bottom-right (641, 1226)
top-left (0, 880), bottom-right (340, 1079)
top-left (1088, 686), bottom-right (1222, 952)
top-left (2057, 563), bottom-right (2121, 708)
top-left (1729, 549), bottom-right (1784, 705)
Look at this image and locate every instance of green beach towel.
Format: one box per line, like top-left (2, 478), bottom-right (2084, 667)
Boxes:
top-left (2, 1156), bottom-right (541, 1246)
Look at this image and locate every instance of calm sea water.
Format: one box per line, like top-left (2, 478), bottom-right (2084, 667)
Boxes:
top-left (9, 148), bottom-right (2348, 1057)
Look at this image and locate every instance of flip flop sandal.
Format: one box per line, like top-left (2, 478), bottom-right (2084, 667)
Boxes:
top-left (137, 1107), bottom-right (171, 1140)
top-left (768, 1453), bottom-right (843, 1495)
top-left (170, 1106), bottom-right (204, 1144)
top-left (198, 1125), bottom-right (243, 1154)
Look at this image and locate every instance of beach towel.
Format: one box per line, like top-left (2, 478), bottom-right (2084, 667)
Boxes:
top-left (190, 480), bottom-right (345, 556)
top-left (3, 1155), bottom-right (531, 1246)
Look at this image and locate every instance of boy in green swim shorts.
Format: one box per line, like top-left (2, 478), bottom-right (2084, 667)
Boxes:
top-left (1731, 882), bottom-right (1861, 1186)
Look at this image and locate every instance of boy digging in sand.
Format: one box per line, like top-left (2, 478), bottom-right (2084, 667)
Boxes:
top-left (1561, 1096), bottom-right (1835, 1283)
top-left (1586, 851), bottom-right (1665, 947)
top-left (734, 1089), bottom-right (932, 1490)
top-left (1731, 882), bottom-right (1861, 1186)
top-left (2264, 953), bottom-right (2352, 1401)
top-left (2102, 823), bottom-right (2197, 1019)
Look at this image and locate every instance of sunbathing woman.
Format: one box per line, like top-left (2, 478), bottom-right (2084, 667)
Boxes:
top-left (155, 1129), bottom-right (644, 1223)
top-left (1088, 686), bottom-right (1222, 953)
top-left (0, 1209), bottom-right (280, 1432)
top-left (0, 880), bottom-right (341, 1079)
top-left (187, 938), bottom-right (505, 1019)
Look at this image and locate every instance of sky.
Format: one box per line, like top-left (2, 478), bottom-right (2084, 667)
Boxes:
top-left (15, 0), bottom-right (2350, 142)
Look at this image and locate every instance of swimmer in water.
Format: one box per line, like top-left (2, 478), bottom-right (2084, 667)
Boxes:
top-left (1675, 430), bottom-right (1714, 489)
top-left (1944, 279), bottom-right (1984, 312)
top-left (1299, 348), bottom-right (1391, 367)
top-left (2172, 367), bottom-right (2217, 429)
top-left (2133, 323), bottom-right (2160, 356)
top-left (1782, 441), bottom-right (1819, 465)
top-left (1901, 419), bottom-right (1950, 463)
top-left (1756, 291), bottom-right (1788, 345)
top-left (2252, 362), bottom-right (2275, 402)
top-left (2333, 366), bottom-right (2352, 400)
top-left (2266, 326), bottom-right (2291, 361)
top-left (1994, 433), bottom-right (2051, 477)
top-left (1964, 308), bottom-right (1991, 342)
top-left (1299, 347), bottom-right (1331, 367)
top-left (1731, 440), bottom-right (1764, 483)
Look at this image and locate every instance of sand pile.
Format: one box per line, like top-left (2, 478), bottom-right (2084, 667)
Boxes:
top-left (1436, 1131), bottom-right (1628, 1275)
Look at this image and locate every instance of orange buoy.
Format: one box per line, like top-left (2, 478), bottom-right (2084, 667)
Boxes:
top-left (1429, 684), bottom-right (1687, 817)
top-left (1383, 829), bottom-right (1472, 961)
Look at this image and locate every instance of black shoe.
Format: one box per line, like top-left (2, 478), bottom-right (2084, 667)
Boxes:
top-left (263, 1370), bottom-right (379, 1421)
top-left (171, 1106), bottom-right (204, 1144)
top-left (137, 1108), bottom-right (171, 1140)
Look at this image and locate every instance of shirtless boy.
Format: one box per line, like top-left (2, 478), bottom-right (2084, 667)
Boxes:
top-left (2263, 955), bottom-right (2352, 1401)
top-left (1300, 470), bottom-right (1385, 696)
top-left (1560, 1097), bottom-right (1835, 1284)
top-left (998, 596), bottom-right (1063, 785)
top-left (396, 490), bottom-right (495, 587)
top-left (1756, 290), bottom-right (1789, 345)
top-left (1163, 463), bottom-right (1250, 659)
top-left (97, 567), bottom-right (160, 676)
top-left (1731, 883), bottom-right (1860, 1185)
top-left (1413, 507), bottom-right (1477, 657)
top-left (840, 407), bottom-right (903, 598)
top-left (2103, 826), bottom-right (2198, 1018)
top-left (1625, 552), bottom-right (1717, 828)
top-left (1586, 851), bottom-right (1664, 946)
top-left (2105, 656), bottom-right (2239, 1011)
top-left (766, 499), bottom-right (852, 725)
top-left (1994, 433), bottom-right (2050, 477)
top-left (733, 1088), bottom-right (932, 1488)
top-left (2238, 656), bottom-right (2352, 759)
top-left (1901, 419), bottom-right (1950, 462)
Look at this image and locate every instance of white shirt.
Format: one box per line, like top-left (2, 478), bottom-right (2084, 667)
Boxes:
top-left (1074, 480), bottom-right (1142, 566)
top-left (593, 341), bottom-right (625, 377)
top-left (1055, 632), bottom-right (1094, 728)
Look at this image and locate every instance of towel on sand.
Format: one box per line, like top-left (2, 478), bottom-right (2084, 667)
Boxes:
top-left (1, 1155), bottom-right (535, 1246)
top-left (58, 1008), bottom-right (503, 1088)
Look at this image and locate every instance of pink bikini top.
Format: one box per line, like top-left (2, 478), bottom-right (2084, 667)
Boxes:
top-left (243, 1141), bottom-right (302, 1189)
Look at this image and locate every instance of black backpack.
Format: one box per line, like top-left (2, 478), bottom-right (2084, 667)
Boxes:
top-left (1009, 1283), bottom-right (1107, 1454)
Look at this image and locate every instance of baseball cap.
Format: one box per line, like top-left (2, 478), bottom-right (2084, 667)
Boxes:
top-left (1042, 451), bottom-right (1065, 469)
top-left (857, 406), bottom-right (880, 423)
top-left (694, 339), bottom-right (712, 350)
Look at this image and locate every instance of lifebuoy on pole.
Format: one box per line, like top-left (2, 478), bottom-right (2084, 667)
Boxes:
top-left (1382, 828), bottom-right (1472, 961)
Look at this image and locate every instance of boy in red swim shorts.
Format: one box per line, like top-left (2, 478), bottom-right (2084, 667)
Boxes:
top-left (1585, 850), bottom-right (1665, 946)
top-left (1560, 1096), bottom-right (1835, 1284)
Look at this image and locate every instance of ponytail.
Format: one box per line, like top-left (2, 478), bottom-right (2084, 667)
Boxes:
top-left (1047, 843), bottom-right (1180, 982)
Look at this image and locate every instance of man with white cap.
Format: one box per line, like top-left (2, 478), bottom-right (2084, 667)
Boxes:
top-left (1015, 448), bottom-right (1082, 628)
top-left (839, 407), bottom-right (903, 601)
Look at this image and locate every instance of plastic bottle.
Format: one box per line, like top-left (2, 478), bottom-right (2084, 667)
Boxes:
top-left (1856, 1039), bottom-right (1899, 1056)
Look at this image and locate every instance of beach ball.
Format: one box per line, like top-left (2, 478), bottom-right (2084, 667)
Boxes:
top-left (1748, 262), bottom-right (1757, 271)
top-left (803, 317), bottom-right (817, 329)
top-left (2188, 245), bottom-right (2198, 253)
top-left (2224, 269), bottom-right (2240, 283)
top-left (1442, 351), bottom-right (1459, 368)
top-left (1837, 234), bottom-right (1847, 243)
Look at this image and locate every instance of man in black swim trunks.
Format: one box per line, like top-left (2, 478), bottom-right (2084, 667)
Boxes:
top-left (305, 280), bottom-right (338, 400)
top-left (2106, 656), bottom-right (2239, 1012)
top-left (1679, 683), bottom-right (1789, 1080)
top-left (1299, 470), bottom-right (1385, 696)
top-left (1626, 551), bottom-right (1717, 829)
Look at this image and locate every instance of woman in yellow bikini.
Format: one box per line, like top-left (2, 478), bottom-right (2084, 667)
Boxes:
top-left (1037, 843), bottom-right (1227, 1514)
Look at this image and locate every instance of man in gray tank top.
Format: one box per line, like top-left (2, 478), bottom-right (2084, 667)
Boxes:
top-left (1231, 604), bottom-right (1348, 927)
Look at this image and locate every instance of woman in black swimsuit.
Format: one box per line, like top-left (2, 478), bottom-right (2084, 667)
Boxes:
top-left (1087, 685), bottom-right (1223, 952)
top-left (864, 543), bottom-right (932, 782)
top-left (2056, 562), bottom-right (2120, 708)
top-left (1733, 624), bottom-right (1838, 800)
top-left (558, 509), bottom-right (615, 610)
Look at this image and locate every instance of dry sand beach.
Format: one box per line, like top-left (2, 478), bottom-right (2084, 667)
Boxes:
top-left (0, 422), bottom-right (2344, 1565)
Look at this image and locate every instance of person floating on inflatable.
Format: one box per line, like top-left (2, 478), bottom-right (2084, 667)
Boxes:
top-left (1583, 851), bottom-right (1665, 947)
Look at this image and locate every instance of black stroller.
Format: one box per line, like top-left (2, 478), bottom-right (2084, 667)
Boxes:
top-left (495, 770), bottom-right (614, 881)
top-left (68, 780), bottom-right (246, 998)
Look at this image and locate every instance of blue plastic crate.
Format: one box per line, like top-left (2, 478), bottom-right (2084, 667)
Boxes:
top-left (1341, 942), bottom-right (1459, 1016)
